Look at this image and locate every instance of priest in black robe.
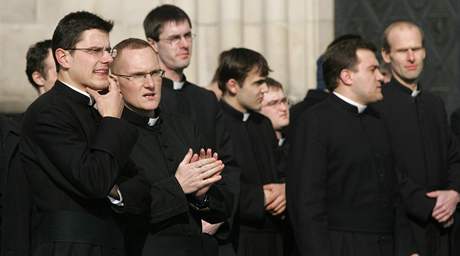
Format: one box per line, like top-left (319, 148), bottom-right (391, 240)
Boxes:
top-left (143, 5), bottom-right (240, 255)
top-left (110, 38), bottom-right (232, 256)
top-left (374, 21), bottom-right (460, 256)
top-left (216, 47), bottom-right (285, 256)
top-left (288, 38), bottom-right (417, 256)
top-left (19, 11), bottom-right (138, 256)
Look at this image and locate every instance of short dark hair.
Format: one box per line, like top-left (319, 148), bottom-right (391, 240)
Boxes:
top-left (323, 38), bottom-right (377, 91)
top-left (265, 77), bottom-right (283, 91)
top-left (143, 4), bottom-right (192, 41)
top-left (112, 38), bottom-right (153, 71)
top-left (52, 11), bottom-right (113, 71)
top-left (382, 20), bottom-right (424, 53)
top-left (25, 39), bottom-right (52, 89)
top-left (216, 48), bottom-right (271, 93)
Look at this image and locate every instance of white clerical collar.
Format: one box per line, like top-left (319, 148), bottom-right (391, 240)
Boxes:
top-left (173, 80), bottom-right (185, 90)
top-left (60, 80), bottom-right (94, 106)
top-left (242, 113), bottom-right (250, 122)
top-left (147, 116), bottom-right (159, 127)
top-left (411, 86), bottom-right (420, 98)
top-left (278, 137), bottom-right (285, 147)
top-left (333, 91), bottom-right (367, 113)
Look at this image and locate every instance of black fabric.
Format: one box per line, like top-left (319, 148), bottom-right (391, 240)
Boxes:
top-left (373, 79), bottom-right (460, 256)
top-left (0, 115), bottom-right (32, 256)
top-left (119, 108), bottom-right (232, 256)
top-left (287, 94), bottom-right (413, 256)
top-left (160, 78), bottom-right (240, 246)
top-left (20, 81), bottom-right (139, 256)
top-left (220, 101), bottom-right (284, 256)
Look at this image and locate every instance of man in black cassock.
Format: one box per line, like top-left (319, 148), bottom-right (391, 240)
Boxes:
top-left (375, 20), bottom-right (460, 256)
top-left (216, 47), bottom-right (285, 256)
top-left (287, 38), bottom-right (417, 256)
top-left (0, 115), bottom-right (31, 256)
top-left (111, 38), bottom-right (232, 256)
top-left (143, 4), bottom-right (240, 255)
top-left (19, 11), bottom-right (138, 256)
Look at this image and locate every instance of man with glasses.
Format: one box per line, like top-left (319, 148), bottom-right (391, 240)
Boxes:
top-left (143, 5), bottom-right (240, 255)
top-left (20, 11), bottom-right (138, 256)
top-left (110, 37), bottom-right (231, 256)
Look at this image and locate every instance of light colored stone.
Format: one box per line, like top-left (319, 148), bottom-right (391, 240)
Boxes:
top-left (0, 0), bottom-right (36, 23)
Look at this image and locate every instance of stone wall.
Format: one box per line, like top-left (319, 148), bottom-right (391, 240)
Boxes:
top-left (0, 0), bottom-right (333, 113)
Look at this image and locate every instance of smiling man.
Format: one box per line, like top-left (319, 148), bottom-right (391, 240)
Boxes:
top-left (19, 11), bottom-right (138, 256)
top-left (110, 38), bottom-right (232, 256)
top-left (375, 20), bottom-right (460, 256)
top-left (288, 37), bottom-right (417, 256)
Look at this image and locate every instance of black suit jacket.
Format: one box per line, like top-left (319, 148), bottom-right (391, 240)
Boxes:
top-left (20, 81), bottom-right (139, 255)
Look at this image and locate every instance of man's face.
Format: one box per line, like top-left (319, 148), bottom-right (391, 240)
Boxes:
top-left (42, 49), bottom-right (57, 91)
top-left (66, 29), bottom-right (113, 91)
top-left (259, 88), bottom-right (290, 130)
top-left (382, 25), bottom-right (426, 85)
top-left (152, 20), bottom-right (192, 75)
top-left (235, 68), bottom-right (268, 112)
top-left (349, 49), bottom-right (384, 104)
top-left (113, 47), bottom-right (162, 115)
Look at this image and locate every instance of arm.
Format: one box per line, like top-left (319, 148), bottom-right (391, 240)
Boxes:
top-left (287, 112), bottom-right (330, 256)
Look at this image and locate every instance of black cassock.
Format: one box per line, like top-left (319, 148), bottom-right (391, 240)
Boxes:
top-left (220, 101), bottom-right (284, 256)
top-left (0, 115), bottom-right (31, 256)
top-left (373, 79), bottom-right (460, 256)
top-left (20, 81), bottom-right (139, 256)
top-left (119, 108), bottom-right (232, 256)
top-left (287, 94), bottom-right (414, 256)
top-left (160, 77), bottom-right (240, 255)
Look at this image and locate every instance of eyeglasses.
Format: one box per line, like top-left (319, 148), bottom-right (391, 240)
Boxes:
top-left (66, 47), bottom-right (117, 58)
top-left (112, 69), bottom-right (165, 84)
top-left (264, 98), bottom-right (290, 108)
top-left (159, 32), bottom-right (196, 46)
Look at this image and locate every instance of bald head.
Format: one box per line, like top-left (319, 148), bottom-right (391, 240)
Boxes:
top-left (382, 21), bottom-right (424, 53)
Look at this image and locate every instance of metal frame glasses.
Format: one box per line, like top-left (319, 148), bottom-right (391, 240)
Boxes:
top-left (66, 47), bottom-right (118, 58)
top-left (158, 32), bottom-right (196, 46)
top-left (112, 69), bottom-right (165, 84)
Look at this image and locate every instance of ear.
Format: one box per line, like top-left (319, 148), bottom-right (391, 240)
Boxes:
top-left (381, 48), bottom-right (391, 64)
top-left (226, 79), bottom-right (240, 95)
top-left (31, 71), bottom-right (45, 87)
top-left (55, 48), bottom-right (71, 69)
top-left (338, 69), bottom-right (353, 86)
top-left (147, 38), bottom-right (159, 54)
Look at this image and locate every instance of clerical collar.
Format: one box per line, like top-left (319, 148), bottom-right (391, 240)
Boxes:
top-left (221, 100), bottom-right (252, 122)
top-left (173, 80), bottom-right (185, 90)
top-left (411, 87), bottom-right (420, 98)
top-left (147, 116), bottom-right (160, 126)
top-left (333, 91), bottom-right (367, 113)
top-left (278, 137), bottom-right (285, 147)
top-left (242, 113), bottom-right (250, 122)
top-left (60, 80), bottom-right (94, 106)
top-left (122, 108), bottom-right (161, 128)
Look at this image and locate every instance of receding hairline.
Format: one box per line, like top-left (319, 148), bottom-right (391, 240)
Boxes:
top-left (384, 21), bottom-right (423, 47)
top-left (111, 44), bottom-right (156, 72)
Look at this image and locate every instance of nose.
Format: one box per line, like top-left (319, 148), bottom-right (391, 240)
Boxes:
top-left (407, 49), bottom-right (415, 62)
top-left (375, 69), bottom-right (384, 82)
top-left (101, 50), bottom-right (113, 63)
top-left (260, 83), bottom-right (268, 94)
top-left (144, 74), bottom-right (156, 88)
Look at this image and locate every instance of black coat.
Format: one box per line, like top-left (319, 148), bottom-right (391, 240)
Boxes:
top-left (20, 81), bottom-right (139, 256)
top-left (373, 79), bottom-right (460, 256)
top-left (220, 101), bottom-right (284, 256)
top-left (160, 78), bottom-right (240, 244)
top-left (287, 94), bottom-right (414, 256)
top-left (0, 115), bottom-right (31, 256)
top-left (119, 108), bottom-right (232, 256)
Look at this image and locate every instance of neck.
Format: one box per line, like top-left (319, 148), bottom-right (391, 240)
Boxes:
top-left (334, 87), bottom-right (368, 105)
top-left (164, 68), bottom-right (184, 82)
top-left (275, 130), bottom-right (283, 141)
top-left (222, 94), bottom-right (247, 113)
top-left (393, 73), bottom-right (418, 91)
top-left (58, 72), bottom-right (86, 91)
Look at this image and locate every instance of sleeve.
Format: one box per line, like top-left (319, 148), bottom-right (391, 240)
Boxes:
top-left (441, 103), bottom-right (460, 193)
top-left (286, 112), bottom-right (330, 256)
top-left (22, 105), bottom-right (138, 199)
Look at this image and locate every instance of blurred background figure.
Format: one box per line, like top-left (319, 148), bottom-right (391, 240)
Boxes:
top-left (25, 39), bottom-right (57, 96)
